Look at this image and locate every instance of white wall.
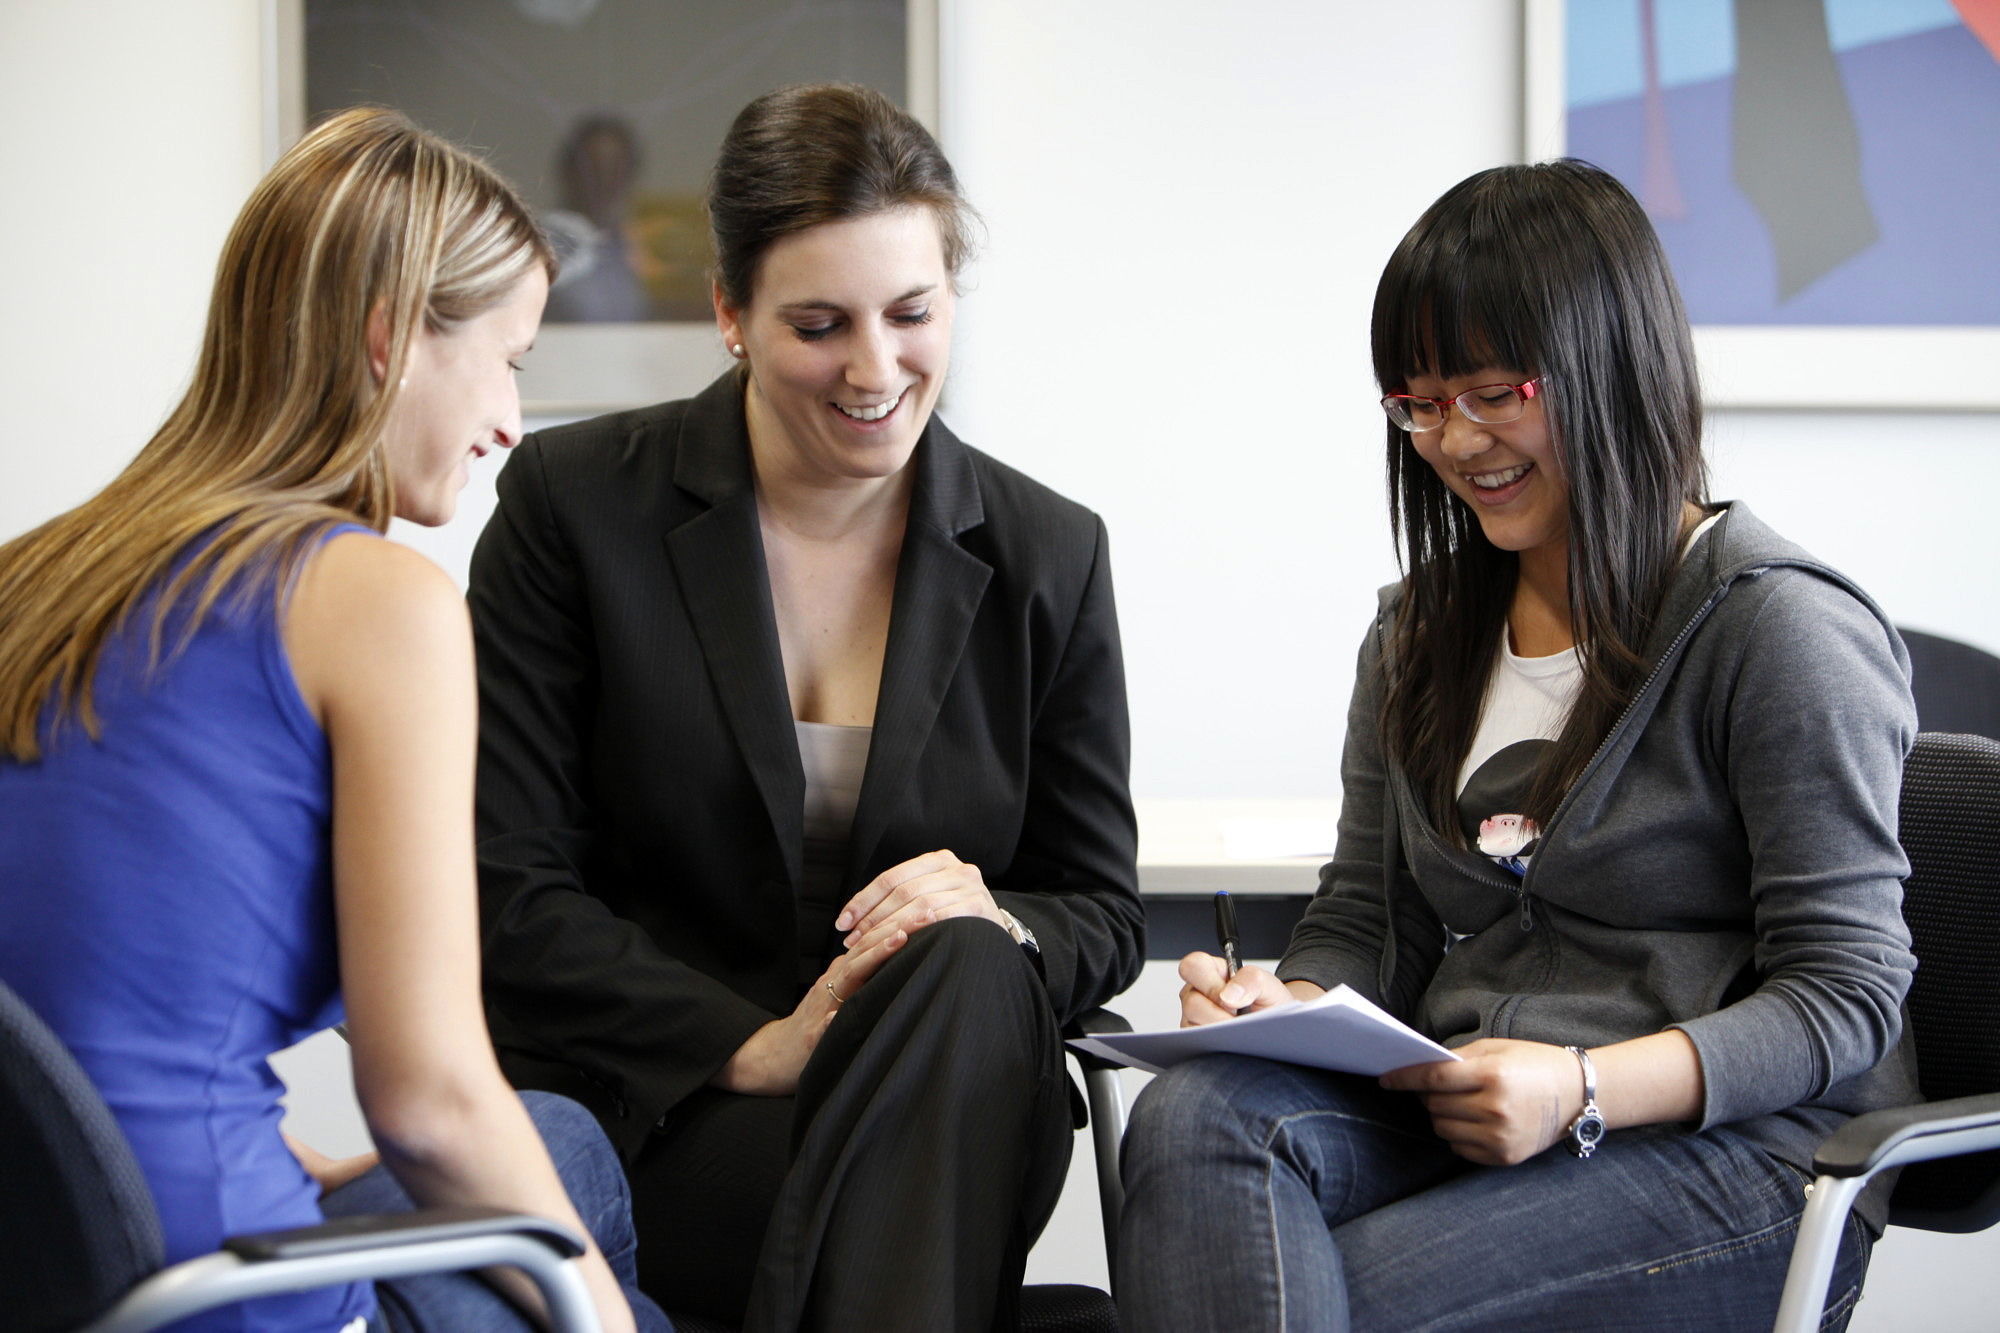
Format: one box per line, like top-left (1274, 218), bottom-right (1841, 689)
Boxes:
top-left (5, 1), bottom-right (1997, 1324)
top-left (942, 0), bottom-right (1508, 800)
top-left (1706, 408), bottom-right (2000, 654)
top-left (0, 1), bottom-right (265, 544)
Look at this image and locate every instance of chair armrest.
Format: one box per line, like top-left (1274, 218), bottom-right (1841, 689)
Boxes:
top-left (83, 1207), bottom-right (598, 1333)
top-left (1813, 1092), bottom-right (2000, 1178)
top-left (1776, 1093), bottom-right (2000, 1333)
top-left (1064, 1006), bottom-right (1134, 1074)
top-left (224, 1203), bottom-right (585, 1261)
top-left (1071, 1007), bottom-right (1134, 1037)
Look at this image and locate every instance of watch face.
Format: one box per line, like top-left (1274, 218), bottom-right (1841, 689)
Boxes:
top-left (1570, 1112), bottom-right (1606, 1157)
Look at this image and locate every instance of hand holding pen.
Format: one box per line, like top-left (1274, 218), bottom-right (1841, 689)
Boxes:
top-left (1175, 891), bottom-right (1304, 1027)
top-left (1215, 889), bottom-right (1242, 982)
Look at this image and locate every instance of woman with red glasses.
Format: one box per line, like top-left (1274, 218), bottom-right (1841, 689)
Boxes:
top-left (1115, 160), bottom-right (1918, 1331)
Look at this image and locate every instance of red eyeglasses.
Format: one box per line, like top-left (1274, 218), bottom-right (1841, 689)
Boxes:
top-left (1379, 377), bottom-right (1542, 432)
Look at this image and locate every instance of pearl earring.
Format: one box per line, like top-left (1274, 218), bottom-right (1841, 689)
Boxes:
top-left (730, 344), bottom-right (745, 358)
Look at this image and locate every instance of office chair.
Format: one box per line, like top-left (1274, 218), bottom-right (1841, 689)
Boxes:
top-left (1773, 732), bottom-right (2000, 1333)
top-left (1899, 628), bottom-right (2000, 741)
top-left (0, 977), bottom-right (603, 1333)
top-left (665, 1007), bottom-right (1132, 1333)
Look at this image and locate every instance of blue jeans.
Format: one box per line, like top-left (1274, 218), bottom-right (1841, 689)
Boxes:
top-left (320, 1091), bottom-right (672, 1333)
top-left (1115, 1055), bottom-right (1871, 1333)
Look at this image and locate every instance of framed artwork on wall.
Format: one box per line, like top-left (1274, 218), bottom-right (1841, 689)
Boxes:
top-left (1524, 0), bottom-right (2000, 409)
top-left (264, 0), bottom-right (941, 415)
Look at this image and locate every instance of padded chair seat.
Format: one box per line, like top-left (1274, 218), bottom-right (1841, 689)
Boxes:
top-left (1021, 1282), bottom-right (1120, 1332)
top-left (667, 1283), bottom-right (1119, 1333)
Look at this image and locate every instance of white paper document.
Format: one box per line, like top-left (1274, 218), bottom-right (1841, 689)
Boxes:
top-left (1067, 984), bottom-right (1459, 1077)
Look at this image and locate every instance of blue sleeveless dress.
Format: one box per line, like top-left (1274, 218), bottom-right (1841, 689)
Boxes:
top-left (0, 525), bottom-right (375, 1331)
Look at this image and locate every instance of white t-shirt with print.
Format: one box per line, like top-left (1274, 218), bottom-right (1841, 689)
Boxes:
top-left (1453, 511), bottom-right (1723, 875)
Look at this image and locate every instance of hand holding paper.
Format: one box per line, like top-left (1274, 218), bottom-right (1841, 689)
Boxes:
top-left (1068, 983), bottom-right (1458, 1077)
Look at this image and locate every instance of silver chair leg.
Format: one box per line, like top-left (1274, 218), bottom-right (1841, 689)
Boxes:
top-left (1772, 1172), bottom-right (1868, 1333)
top-left (1082, 1061), bottom-right (1127, 1264)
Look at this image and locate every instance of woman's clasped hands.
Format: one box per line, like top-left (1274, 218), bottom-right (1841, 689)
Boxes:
top-left (837, 847), bottom-right (1010, 946)
top-left (715, 848), bottom-right (1008, 1096)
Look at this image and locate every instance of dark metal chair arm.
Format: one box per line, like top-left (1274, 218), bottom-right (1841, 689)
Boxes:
top-left (1811, 1091), bottom-right (2000, 1178)
top-left (1775, 1093), bottom-right (2000, 1333)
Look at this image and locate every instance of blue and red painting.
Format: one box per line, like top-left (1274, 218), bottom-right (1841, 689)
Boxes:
top-left (1565, 0), bottom-right (2000, 324)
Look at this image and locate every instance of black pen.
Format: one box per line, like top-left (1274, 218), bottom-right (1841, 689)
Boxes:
top-left (1213, 890), bottom-right (1242, 980)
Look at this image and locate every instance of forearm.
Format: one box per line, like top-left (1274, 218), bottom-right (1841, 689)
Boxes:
top-left (1386, 1031), bottom-right (1706, 1166)
top-left (364, 1071), bottom-right (634, 1333)
top-left (1579, 1029), bottom-right (1705, 1129)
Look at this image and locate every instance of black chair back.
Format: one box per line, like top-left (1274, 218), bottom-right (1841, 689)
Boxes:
top-left (1901, 629), bottom-right (2000, 741)
top-left (1887, 732), bottom-right (2000, 1231)
top-left (0, 977), bottom-right (165, 1331)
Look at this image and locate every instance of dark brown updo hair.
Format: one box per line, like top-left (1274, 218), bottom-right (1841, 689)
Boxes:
top-left (706, 82), bottom-right (977, 308)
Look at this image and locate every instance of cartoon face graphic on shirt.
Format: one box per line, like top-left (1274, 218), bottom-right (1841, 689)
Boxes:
top-left (1459, 738), bottom-right (1552, 865)
top-left (1478, 813), bottom-right (1539, 858)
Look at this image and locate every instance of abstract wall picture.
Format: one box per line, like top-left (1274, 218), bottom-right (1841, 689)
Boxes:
top-left (1561, 0), bottom-right (2000, 326)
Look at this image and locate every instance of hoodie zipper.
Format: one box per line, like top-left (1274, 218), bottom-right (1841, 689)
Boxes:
top-left (1389, 573), bottom-right (1736, 934)
top-left (1516, 576), bottom-right (1744, 915)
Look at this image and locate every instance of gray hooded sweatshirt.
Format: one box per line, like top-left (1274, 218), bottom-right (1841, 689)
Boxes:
top-left (1279, 502), bottom-right (1920, 1230)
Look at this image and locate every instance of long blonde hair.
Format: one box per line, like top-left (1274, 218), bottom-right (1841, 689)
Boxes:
top-left (0, 107), bottom-right (554, 761)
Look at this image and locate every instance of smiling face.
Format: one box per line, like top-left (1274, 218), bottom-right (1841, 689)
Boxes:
top-left (381, 266), bottom-right (548, 526)
top-left (717, 206), bottom-right (955, 488)
top-left (1403, 366), bottom-right (1569, 569)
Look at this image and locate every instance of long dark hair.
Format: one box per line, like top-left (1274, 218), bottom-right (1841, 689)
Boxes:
top-left (1372, 159), bottom-right (1708, 835)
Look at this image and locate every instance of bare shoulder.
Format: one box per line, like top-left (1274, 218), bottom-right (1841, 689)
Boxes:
top-left (287, 532), bottom-right (471, 725)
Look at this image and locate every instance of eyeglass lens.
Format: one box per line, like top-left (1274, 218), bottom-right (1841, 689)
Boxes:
top-left (1381, 384), bottom-right (1529, 431)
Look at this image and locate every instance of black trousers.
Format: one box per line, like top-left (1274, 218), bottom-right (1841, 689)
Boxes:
top-left (627, 918), bottom-right (1076, 1333)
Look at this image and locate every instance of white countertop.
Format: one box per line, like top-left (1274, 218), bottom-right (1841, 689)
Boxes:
top-left (1133, 799), bottom-right (1337, 894)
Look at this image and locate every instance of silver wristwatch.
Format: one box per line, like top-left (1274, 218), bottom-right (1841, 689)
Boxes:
top-left (998, 909), bottom-right (1040, 955)
top-left (1564, 1045), bottom-right (1607, 1158)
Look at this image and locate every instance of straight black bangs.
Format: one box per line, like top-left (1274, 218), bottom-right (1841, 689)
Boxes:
top-left (1371, 173), bottom-right (1552, 393)
top-left (1371, 160), bottom-right (1711, 842)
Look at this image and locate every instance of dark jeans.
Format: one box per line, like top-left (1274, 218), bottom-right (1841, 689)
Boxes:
top-left (321, 1090), bottom-right (672, 1333)
top-left (629, 917), bottom-right (1076, 1333)
top-left (1116, 1054), bottom-right (1872, 1333)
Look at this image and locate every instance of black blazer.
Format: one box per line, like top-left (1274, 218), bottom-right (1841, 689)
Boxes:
top-left (468, 371), bottom-right (1144, 1154)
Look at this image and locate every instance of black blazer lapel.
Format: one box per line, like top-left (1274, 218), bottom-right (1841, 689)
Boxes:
top-left (662, 376), bottom-right (806, 890)
top-left (847, 421), bottom-right (992, 881)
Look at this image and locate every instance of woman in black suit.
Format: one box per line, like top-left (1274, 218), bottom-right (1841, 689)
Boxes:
top-left (467, 83), bottom-right (1145, 1333)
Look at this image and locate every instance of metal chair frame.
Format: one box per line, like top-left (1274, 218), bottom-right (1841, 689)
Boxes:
top-left (1773, 733), bottom-right (2000, 1333)
top-left (0, 975), bottom-right (604, 1333)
